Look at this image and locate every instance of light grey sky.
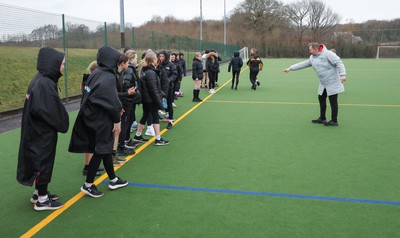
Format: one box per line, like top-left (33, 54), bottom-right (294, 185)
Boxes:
top-left (0, 0), bottom-right (399, 26)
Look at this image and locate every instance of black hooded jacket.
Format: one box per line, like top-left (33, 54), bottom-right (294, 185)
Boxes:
top-left (17, 47), bottom-right (69, 186)
top-left (158, 50), bottom-right (177, 96)
top-left (228, 51), bottom-right (243, 73)
top-left (139, 65), bottom-right (164, 110)
top-left (192, 57), bottom-right (203, 80)
top-left (69, 46), bottom-right (123, 154)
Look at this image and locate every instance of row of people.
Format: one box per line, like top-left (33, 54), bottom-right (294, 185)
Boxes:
top-left (17, 46), bottom-right (182, 211)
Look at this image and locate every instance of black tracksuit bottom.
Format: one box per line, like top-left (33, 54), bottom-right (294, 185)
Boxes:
top-left (319, 88), bottom-right (339, 122)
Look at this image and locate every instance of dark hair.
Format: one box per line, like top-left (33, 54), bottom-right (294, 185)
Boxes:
top-left (118, 54), bottom-right (129, 65)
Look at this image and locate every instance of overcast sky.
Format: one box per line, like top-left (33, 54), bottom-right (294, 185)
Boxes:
top-left (0, 0), bottom-right (399, 26)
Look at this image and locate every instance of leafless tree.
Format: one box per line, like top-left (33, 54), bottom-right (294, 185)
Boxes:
top-left (308, 0), bottom-right (341, 41)
top-left (285, 0), bottom-right (310, 46)
top-left (233, 0), bottom-right (285, 55)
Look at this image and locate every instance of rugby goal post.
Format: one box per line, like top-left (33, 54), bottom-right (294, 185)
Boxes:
top-left (376, 46), bottom-right (400, 59)
top-left (239, 47), bottom-right (249, 62)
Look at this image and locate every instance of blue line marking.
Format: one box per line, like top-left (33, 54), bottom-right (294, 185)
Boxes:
top-left (102, 182), bottom-right (400, 206)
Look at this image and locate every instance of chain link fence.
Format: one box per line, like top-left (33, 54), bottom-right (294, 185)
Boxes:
top-left (0, 3), bottom-right (239, 112)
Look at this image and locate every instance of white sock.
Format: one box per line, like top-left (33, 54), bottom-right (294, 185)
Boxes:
top-left (38, 194), bottom-right (49, 203)
top-left (85, 182), bottom-right (93, 188)
top-left (110, 177), bottom-right (118, 183)
top-left (33, 190), bottom-right (38, 195)
top-left (156, 135), bottom-right (161, 140)
top-left (135, 132), bottom-right (141, 137)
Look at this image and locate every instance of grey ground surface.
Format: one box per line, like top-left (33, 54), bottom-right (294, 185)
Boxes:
top-left (0, 100), bottom-right (81, 134)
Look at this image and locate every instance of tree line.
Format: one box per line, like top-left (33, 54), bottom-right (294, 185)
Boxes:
top-left (1, 0), bottom-right (400, 58)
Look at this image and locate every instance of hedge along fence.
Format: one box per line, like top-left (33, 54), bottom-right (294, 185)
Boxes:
top-left (0, 3), bottom-right (240, 112)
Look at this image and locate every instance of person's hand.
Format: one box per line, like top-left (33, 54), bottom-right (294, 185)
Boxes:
top-left (128, 86), bottom-right (136, 95)
top-left (340, 76), bottom-right (346, 83)
top-left (120, 109), bottom-right (125, 116)
top-left (113, 122), bottom-right (121, 133)
top-left (283, 68), bottom-right (290, 73)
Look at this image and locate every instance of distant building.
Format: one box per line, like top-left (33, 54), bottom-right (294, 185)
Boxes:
top-left (333, 32), bottom-right (362, 44)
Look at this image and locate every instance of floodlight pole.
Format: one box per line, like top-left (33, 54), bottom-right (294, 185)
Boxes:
top-left (120, 0), bottom-right (125, 49)
top-left (200, 0), bottom-right (203, 52)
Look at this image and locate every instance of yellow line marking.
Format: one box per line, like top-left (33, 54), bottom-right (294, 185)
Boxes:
top-left (21, 68), bottom-right (242, 237)
top-left (207, 100), bottom-right (400, 108)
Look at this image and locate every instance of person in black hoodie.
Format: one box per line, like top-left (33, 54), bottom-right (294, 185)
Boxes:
top-left (69, 46), bottom-right (129, 198)
top-left (171, 53), bottom-right (182, 102)
top-left (206, 51), bottom-right (219, 94)
top-left (116, 54), bottom-right (136, 157)
top-left (157, 50), bottom-right (177, 129)
top-left (17, 47), bottom-right (69, 211)
top-left (133, 51), bottom-right (170, 146)
top-left (192, 52), bottom-right (203, 102)
top-left (228, 51), bottom-right (244, 90)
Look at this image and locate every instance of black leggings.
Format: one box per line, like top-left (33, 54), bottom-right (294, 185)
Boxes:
top-left (119, 101), bottom-right (135, 147)
top-left (319, 89), bottom-right (338, 122)
top-left (249, 70), bottom-right (259, 86)
top-left (36, 183), bottom-right (48, 196)
top-left (86, 153), bottom-right (116, 183)
top-left (231, 71), bottom-right (240, 86)
top-left (167, 86), bottom-right (174, 119)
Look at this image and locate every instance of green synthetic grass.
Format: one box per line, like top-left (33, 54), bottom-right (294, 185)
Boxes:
top-left (1, 59), bottom-right (400, 237)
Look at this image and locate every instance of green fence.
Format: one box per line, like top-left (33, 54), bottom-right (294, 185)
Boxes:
top-left (0, 3), bottom-right (240, 112)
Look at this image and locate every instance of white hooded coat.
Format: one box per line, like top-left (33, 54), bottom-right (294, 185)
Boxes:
top-left (289, 45), bottom-right (346, 96)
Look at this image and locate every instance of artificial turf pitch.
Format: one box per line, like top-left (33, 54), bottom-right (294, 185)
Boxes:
top-left (1, 58), bottom-right (399, 237)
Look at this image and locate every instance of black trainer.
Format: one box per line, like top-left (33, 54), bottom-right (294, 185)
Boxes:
top-left (155, 138), bottom-right (170, 146)
top-left (117, 147), bottom-right (135, 156)
top-left (34, 199), bottom-right (64, 211)
top-left (166, 122), bottom-right (173, 129)
top-left (125, 139), bottom-right (140, 149)
top-left (109, 177), bottom-right (129, 190)
top-left (324, 120), bottom-right (339, 126)
top-left (257, 80), bottom-right (260, 86)
top-left (311, 118), bottom-right (327, 124)
top-left (81, 184), bottom-right (104, 198)
top-left (31, 191), bottom-right (60, 204)
top-left (133, 135), bottom-right (149, 143)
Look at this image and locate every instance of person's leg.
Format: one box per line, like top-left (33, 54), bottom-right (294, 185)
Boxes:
top-left (102, 153), bottom-right (116, 180)
top-left (318, 89), bottom-right (327, 121)
top-left (85, 153), bottom-right (103, 184)
top-left (236, 71), bottom-right (240, 88)
top-left (134, 103), bottom-right (150, 142)
top-left (209, 72), bottom-right (215, 90)
top-left (81, 153), bottom-right (108, 197)
top-left (194, 80), bottom-right (202, 101)
top-left (36, 183), bottom-right (48, 197)
top-left (150, 103), bottom-right (170, 145)
top-left (231, 72), bottom-right (235, 88)
top-left (33, 183), bottom-right (63, 210)
top-left (118, 106), bottom-right (129, 148)
top-left (249, 71), bottom-right (256, 88)
top-left (167, 87), bottom-right (174, 120)
top-left (328, 93), bottom-right (339, 123)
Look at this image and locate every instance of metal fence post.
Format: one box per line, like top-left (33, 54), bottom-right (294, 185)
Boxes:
top-left (104, 22), bottom-right (108, 46)
top-left (62, 14), bottom-right (68, 98)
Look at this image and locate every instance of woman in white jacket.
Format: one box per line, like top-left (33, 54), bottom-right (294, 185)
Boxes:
top-left (283, 42), bottom-right (347, 126)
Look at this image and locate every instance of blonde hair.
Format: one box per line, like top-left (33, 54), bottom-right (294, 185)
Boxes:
top-left (195, 52), bottom-right (201, 58)
top-left (87, 60), bottom-right (98, 73)
top-left (141, 51), bottom-right (157, 68)
top-left (125, 49), bottom-right (137, 61)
